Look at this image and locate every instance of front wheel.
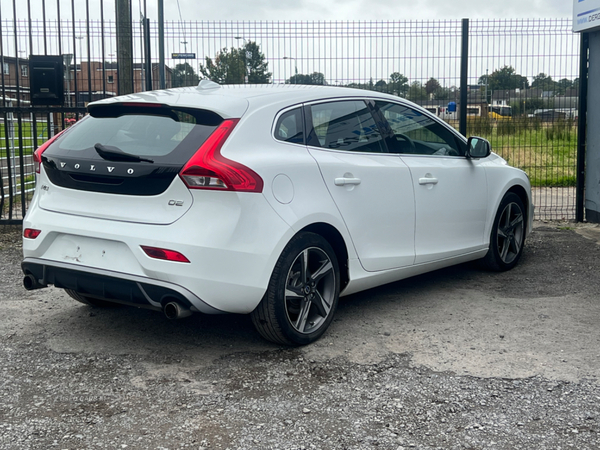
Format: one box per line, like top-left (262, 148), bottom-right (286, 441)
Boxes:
top-left (482, 192), bottom-right (526, 271)
top-left (251, 232), bottom-right (340, 346)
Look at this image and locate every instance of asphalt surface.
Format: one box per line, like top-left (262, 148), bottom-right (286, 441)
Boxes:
top-left (1, 222), bottom-right (600, 449)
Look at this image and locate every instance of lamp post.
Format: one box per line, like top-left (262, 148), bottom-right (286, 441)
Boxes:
top-left (283, 57), bottom-right (297, 84)
top-left (234, 37), bottom-right (250, 84)
top-left (76, 36), bottom-right (84, 62)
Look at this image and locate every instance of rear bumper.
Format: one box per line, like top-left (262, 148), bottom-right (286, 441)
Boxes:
top-left (23, 189), bottom-right (295, 314)
top-left (22, 257), bottom-right (224, 314)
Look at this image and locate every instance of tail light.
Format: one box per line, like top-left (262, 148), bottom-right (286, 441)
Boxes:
top-left (141, 246), bottom-right (190, 263)
top-left (23, 228), bottom-right (42, 239)
top-left (179, 118), bottom-right (263, 193)
top-left (33, 129), bottom-right (67, 174)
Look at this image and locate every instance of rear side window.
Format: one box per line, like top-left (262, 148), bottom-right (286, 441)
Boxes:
top-left (275, 108), bottom-right (304, 144)
top-left (45, 106), bottom-right (222, 165)
top-left (307, 100), bottom-right (384, 153)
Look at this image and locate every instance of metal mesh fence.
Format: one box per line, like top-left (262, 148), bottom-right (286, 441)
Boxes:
top-left (0, 11), bottom-right (580, 222)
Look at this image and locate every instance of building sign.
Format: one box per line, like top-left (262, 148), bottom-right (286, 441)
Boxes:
top-left (172, 53), bottom-right (196, 59)
top-left (574, 0), bottom-right (600, 32)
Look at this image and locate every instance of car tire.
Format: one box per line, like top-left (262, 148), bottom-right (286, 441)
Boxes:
top-left (251, 232), bottom-right (340, 346)
top-left (64, 289), bottom-right (121, 307)
top-left (481, 192), bottom-right (526, 271)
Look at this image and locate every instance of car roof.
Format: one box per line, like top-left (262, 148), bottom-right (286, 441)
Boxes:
top-left (88, 82), bottom-right (406, 119)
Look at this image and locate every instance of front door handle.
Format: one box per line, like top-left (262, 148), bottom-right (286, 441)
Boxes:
top-left (418, 177), bottom-right (438, 186)
top-left (334, 177), bottom-right (362, 186)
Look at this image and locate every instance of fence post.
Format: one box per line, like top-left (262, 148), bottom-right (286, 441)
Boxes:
top-left (158, 0), bottom-right (166, 89)
top-left (576, 32), bottom-right (588, 223)
top-left (143, 17), bottom-right (152, 91)
top-left (116, 0), bottom-right (134, 95)
top-left (459, 18), bottom-right (469, 137)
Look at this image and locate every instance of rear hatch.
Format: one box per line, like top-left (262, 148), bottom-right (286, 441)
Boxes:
top-left (39, 103), bottom-right (223, 224)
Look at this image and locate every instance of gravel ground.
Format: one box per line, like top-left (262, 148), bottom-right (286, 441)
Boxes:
top-left (1, 222), bottom-right (600, 450)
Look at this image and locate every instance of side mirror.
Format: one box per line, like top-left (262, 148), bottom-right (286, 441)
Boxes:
top-left (466, 136), bottom-right (491, 159)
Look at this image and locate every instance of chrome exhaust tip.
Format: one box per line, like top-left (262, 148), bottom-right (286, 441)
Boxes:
top-left (164, 301), bottom-right (193, 320)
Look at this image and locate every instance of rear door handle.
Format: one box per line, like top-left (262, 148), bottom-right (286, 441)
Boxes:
top-left (418, 177), bottom-right (438, 185)
top-left (334, 177), bottom-right (362, 186)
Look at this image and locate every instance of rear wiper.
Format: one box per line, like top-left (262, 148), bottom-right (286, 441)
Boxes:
top-left (94, 143), bottom-right (154, 163)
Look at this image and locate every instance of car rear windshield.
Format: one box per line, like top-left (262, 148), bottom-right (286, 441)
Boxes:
top-left (45, 105), bottom-right (223, 165)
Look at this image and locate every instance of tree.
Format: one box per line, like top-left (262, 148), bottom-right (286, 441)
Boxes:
top-left (572, 78), bottom-right (580, 93)
top-left (406, 81), bottom-right (427, 102)
top-left (478, 66), bottom-right (529, 91)
top-left (434, 87), bottom-right (451, 100)
top-left (199, 41), bottom-right (271, 84)
top-left (286, 72), bottom-right (326, 85)
top-left (425, 77), bottom-right (441, 97)
top-left (556, 78), bottom-right (573, 95)
top-left (172, 62), bottom-right (200, 88)
top-left (199, 47), bottom-right (245, 84)
top-left (389, 72), bottom-right (409, 97)
top-left (532, 73), bottom-right (557, 93)
top-left (374, 79), bottom-right (387, 92)
top-left (244, 41), bottom-right (271, 84)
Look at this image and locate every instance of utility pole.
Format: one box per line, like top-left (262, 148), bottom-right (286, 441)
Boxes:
top-left (115, 0), bottom-right (134, 95)
top-left (158, 0), bottom-right (166, 89)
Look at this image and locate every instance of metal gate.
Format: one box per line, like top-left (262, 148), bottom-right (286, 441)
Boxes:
top-left (1, 2), bottom-right (581, 224)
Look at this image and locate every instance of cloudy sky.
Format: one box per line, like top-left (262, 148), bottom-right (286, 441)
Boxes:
top-left (0, 0), bottom-right (574, 22)
top-left (0, 0), bottom-right (579, 84)
top-left (158, 0), bottom-right (572, 22)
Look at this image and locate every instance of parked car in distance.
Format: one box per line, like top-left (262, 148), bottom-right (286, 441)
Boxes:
top-left (22, 82), bottom-right (533, 345)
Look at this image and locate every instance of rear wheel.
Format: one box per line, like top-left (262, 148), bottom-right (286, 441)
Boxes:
top-left (482, 192), bottom-right (526, 271)
top-left (251, 232), bottom-right (340, 346)
top-left (64, 289), bottom-right (120, 307)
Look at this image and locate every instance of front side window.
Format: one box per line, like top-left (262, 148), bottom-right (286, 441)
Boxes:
top-left (3, 62), bottom-right (9, 75)
top-left (21, 65), bottom-right (28, 77)
top-left (308, 100), bottom-right (384, 153)
top-left (274, 107), bottom-right (304, 144)
top-left (375, 101), bottom-right (465, 156)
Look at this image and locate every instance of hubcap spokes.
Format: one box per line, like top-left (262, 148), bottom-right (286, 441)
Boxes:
top-left (497, 202), bottom-right (524, 264)
top-left (285, 247), bottom-right (335, 334)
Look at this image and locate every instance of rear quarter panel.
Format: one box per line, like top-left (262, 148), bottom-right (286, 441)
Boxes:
top-left (217, 101), bottom-right (359, 262)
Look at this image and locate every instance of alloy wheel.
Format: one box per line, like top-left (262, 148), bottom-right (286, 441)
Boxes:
top-left (496, 201), bottom-right (524, 265)
top-left (284, 247), bottom-right (336, 334)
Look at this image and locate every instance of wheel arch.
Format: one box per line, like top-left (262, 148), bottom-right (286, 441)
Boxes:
top-left (299, 222), bottom-right (350, 291)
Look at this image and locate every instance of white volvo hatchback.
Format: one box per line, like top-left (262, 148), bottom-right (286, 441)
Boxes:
top-left (22, 82), bottom-right (533, 345)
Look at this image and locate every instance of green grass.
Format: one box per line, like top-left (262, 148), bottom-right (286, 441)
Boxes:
top-left (1, 173), bottom-right (35, 215)
top-left (466, 117), bottom-right (577, 187)
top-left (0, 121), bottom-right (50, 158)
